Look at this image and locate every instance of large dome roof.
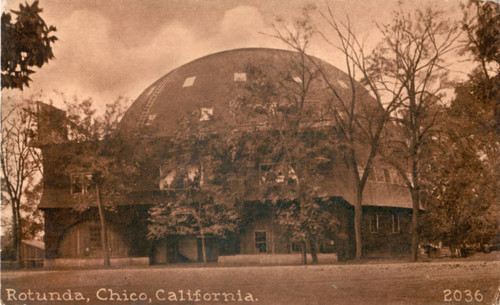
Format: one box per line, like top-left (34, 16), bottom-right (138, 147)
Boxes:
top-left (118, 48), bottom-right (373, 137)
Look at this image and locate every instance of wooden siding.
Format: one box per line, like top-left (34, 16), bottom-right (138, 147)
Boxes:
top-left (57, 221), bottom-right (128, 258)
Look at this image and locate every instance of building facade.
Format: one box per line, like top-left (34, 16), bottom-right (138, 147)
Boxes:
top-left (37, 48), bottom-right (414, 267)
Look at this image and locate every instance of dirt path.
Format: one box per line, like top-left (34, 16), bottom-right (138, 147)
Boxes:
top-left (2, 260), bottom-right (499, 305)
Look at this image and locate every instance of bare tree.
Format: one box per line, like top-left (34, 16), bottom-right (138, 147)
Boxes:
top-left (1, 96), bottom-right (42, 265)
top-left (366, 8), bottom-right (461, 261)
top-left (288, 6), bottom-right (405, 260)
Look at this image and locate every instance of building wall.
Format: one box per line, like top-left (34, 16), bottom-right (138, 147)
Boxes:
top-left (20, 243), bottom-right (44, 268)
top-left (43, 206), bottom-right (152, 260)
top-left (57, 221), bottom-right (128, 258)
top-left (239, 202), bottom-right (289, 255)
top-left (240, 216), bottom-right (289, 254)
top-left (178, 236), bottom-right (198, 261)
top-left (237, 200), bottom-right (412, 260)
top-left (362, 207), bottom-right (412, 257)
top-left (152, 235), bottom-right (219, 263)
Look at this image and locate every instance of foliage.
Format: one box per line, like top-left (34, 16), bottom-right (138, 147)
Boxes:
top-left (230, 35), bottom-right (337, 263)
top-left (1, 1), bottom-right (57, 90)
top-left (19, 180), bottom-right (44, 240)
top-left (148, 111), bottom-right (239, 263)
top-left (421, 75), bottom-right (499, 254)
top-left (59, 96), bottom-right (133, 200)
top-left (421, 1), bottom-right (499, 255)
top-left (461, 0), bottom-right (500, 80)
top-left (56, 96), bottom-right (130, 267)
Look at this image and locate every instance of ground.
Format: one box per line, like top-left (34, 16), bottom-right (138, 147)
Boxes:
top-left (1, 259), bottom-right (499, 305)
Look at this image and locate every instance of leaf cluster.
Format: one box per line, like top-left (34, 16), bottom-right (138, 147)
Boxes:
top-left (1, 1), bottom-right (57, 90)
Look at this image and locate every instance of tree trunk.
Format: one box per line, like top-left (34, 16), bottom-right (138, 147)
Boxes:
top-left (95, 184), bottom-right (110, 268)
top-left (16, 204), bottom-right (23, 268)
top-left (200, 232), bottom-right (207, 264)
top-left (410, 188), bottom-right (419, 262)
top-left (271, 203), bottom-right (276, 254)
top-left (309, 238), bottom-right (318, 264)
top-left (302, 240), bottom-right (307, 264)
top-left (354, 189), bottom-right (363, 260)
top-left (351, 152), bottom-right (364, 261)
top-left (12, 200), bottom-right (21, 267)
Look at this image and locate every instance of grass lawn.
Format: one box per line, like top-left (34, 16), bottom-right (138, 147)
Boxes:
top-left (2, 260), bottom-right (499, 305)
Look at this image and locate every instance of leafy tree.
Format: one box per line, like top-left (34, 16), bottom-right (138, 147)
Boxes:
top-left (148, 111), bottom-right (239, 263)
top-left (19, 180), bottom-right (44, 240)
top-left (314, 5), bottom-right (409, 260)
top-left (420, 101), bottom-right (498, 255)
top-left (461, 0), bottom-right (500, 81)
top-left (230, 17), bottom-right (338, 263)
top-left (421, 0), bottom-right (499, 256)
top-left (58, 96), bottom-right (130, 267)
top-left (1, 96), bottom-right (42, 265)
top-left (1, 1), bottom-right (57, 90)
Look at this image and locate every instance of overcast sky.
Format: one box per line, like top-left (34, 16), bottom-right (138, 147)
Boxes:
top-left (2, 0), bottom-right (467, 111)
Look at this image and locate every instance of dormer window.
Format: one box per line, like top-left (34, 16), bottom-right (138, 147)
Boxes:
top-left (183, 76), bottom-right (196, 87)
top-left (70, 173), bottom-right (93, 195)
top-left (200, 107), bottom-right (213, 121)
top-left (234, 73), bottom-right (247, 82)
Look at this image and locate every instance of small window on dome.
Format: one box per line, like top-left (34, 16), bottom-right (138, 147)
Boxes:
top-left (293, 76), bottom-right (303, 83)
top-left (183, 76), bottom-right (196, 87)
top-left (234, 73), bottom-right (247, 82)
top-left (200, 107), bottom-right (213, 121)
top-left (145, 114), bottom-right (157, 126)
top-left (337, 79), bottom-right (348, 89)
top-left (145, 86), bottom-right (156, 97)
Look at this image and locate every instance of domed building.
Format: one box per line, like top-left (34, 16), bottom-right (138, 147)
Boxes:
top-left (37, 48), bottom-right (413, 268)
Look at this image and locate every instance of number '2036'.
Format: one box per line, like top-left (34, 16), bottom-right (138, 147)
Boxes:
top-left (443, 289), bottom-right (483, 302)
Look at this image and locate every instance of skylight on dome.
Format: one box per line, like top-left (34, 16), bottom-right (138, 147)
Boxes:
top-left (183, 76), bottom-right (196, 87)
top-left (145, 86), bottom-right (156, 97)
top-left (145, 114), bottom-right (157, 126)
top-left (337, 79), bottom-right (348, 89)
top-left (200, 107), bottom-right (213, 121)
top-left (234, 73), bottom-right (247, 82)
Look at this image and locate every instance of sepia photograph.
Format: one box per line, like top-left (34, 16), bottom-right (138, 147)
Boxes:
top-left (1, 0), bottom-right (499, 304)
